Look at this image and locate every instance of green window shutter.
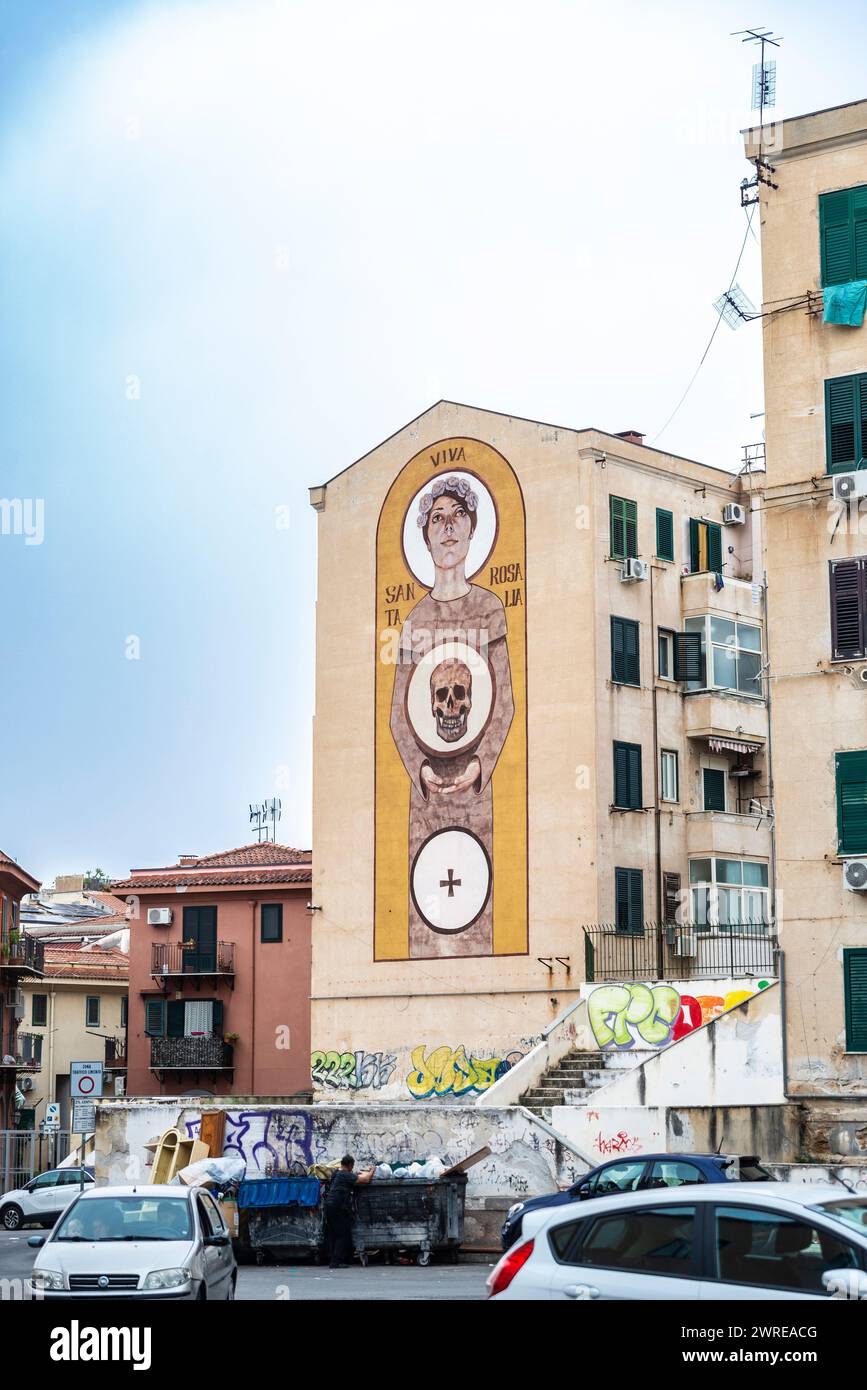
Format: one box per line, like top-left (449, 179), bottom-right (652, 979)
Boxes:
top-left (613, 742), bottom-right (642, 809)
top-left (703, 768), bottom-right (727, 812)
top-left (674, 631), bottom-right (703, 682)
top-left (610, 496), bottom-right (637, 559)
top-left (211, 1000), bottom-right (224, 1035)
top-left (855, 187), bottom-right (867, 280)
top-left (166, 1000), bottom-right (185, 1038)
top-left (837, 750), bottom-right (867, 855)
top-left (611, 617), bottom-right (640, 685)
top-left (707, 522), bottom-right (723, 573)
top-left (688, 518), bottom-right (700, 572)
top-left (830, 559), bottom-right (867, 660)
top-left (615, 868), bottom-right (644, 934)
top-left (656, 509), bottom-right (674, 561)
top-left (610, 496), bottom-right (625, 558)
top-left (820, 189), bottom-right (855, 287)
top-left (844, 950), bottom-right (867, 1051)
top-left (144, 999), bottom-right (165, 1037)
top-left (826, 375), bottom-right (861, 473)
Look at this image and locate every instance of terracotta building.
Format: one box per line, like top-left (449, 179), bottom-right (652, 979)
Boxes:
top-left (114, 844), bottom-right (312, 1100)
top-left (0, 850), bottom-right (43, 1130)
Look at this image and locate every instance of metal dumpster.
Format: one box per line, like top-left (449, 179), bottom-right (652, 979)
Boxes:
top-left (236, 1177), bottom-right (323, 1264)
top-left (352, 1174), bottom-right (468, 1266)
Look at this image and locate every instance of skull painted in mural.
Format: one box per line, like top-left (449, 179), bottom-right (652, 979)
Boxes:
top-left (430, 657), bottom-right (472, 742)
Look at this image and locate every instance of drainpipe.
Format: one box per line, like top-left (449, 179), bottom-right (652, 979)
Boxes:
top-left (649, 562), bottom-right (663, 972)
top-left (250, 900), bottom-right (258, 1094)
top-left (762, 566), bottom-right (786, 1096)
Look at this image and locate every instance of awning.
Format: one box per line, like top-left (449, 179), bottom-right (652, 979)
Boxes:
top-left (708, 737), bottom-right (762, 755)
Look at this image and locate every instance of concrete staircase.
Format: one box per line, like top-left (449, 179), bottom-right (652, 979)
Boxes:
top-left (520, 1050), bottom-right (617, 1118)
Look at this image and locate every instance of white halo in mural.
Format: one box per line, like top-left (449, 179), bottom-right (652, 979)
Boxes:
top-left (411, 827), bottom-right (491, 933)
top-left (405, 641), bottom-right (494, 758)
top-left (402, 471), bottom-right (497, 589)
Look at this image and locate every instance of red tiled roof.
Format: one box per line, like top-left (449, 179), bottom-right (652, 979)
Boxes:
top-left (42, 944), bottom-right (129, 981)
top-left (85, 891), bottom-right (131, 914)
top-left (111, 866), bottom-right (312, 890)
top-left (0, 850), bottom-right (40, 893)
top-left (192, 844), bottom-right (311, 868)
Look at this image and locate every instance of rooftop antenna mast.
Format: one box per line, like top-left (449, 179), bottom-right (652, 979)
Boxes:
top-left (734, 27), bottom-right (783, 206)
top-left (249, 797), bottom-right (282, 843)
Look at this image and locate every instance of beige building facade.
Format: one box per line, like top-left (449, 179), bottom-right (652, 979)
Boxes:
top-left (309, 401), bottom-right (778, 1102)
top-left (747, 99), bottom-right (867, 1126)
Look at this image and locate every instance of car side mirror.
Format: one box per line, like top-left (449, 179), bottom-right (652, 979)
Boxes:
top-left (577, 1183), bottom-right (591, 1199)
top-left (27, 1236), bottom-right (45, 1248)
top-left (822, 1268), bottom-right (867, 1300)
top-left (204, 1233), bottom-right (230, 1247)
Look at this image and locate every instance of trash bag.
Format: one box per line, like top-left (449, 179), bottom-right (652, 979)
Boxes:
top-left (175, 1154), bottom-right (247, 1190)
top-left (373, 1163), bottom-right (393, 1180)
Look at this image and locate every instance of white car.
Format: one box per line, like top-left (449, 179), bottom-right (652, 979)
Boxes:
top-left (28, 1184), bottom-right (237, 1300)
top-left (487, 1182), bottom-right (867, 1300)
top-left (1, 1168), bottom-right (95, 1230)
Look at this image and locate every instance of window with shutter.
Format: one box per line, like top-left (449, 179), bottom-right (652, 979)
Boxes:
top-left (615, 868), bottom-right (644, 935)
top-left (656, 509), bottom-right (674, 561)
top-left (825, 373), bottom-right (867, 474)
top-left (820, 185), bottom-right (867, 287)
top-left (830, 558), bottom-right (867, 660)
top-left (611, 617), bottom-right (640, 686)
top-left (844, 949), bottom-right (867, 1052)
top-left (663, 872), bottom-right (681, 925)
top-left (703, 768), bottom-right (727, 812)
top-left (837, 750), bottom-right (867, 855)
top-left (613, 742), bottom-right (642, 809)
top-left (166, 1000), bottom-right (185, 1038)
top-left (144, 999), bottom-right (165, 1037)
top-left (688, 519), bottom-right (723, 573)
top-left (673, 631), bottom-right (703, 683)
top-left (610, 496), bottom-right (638, 559)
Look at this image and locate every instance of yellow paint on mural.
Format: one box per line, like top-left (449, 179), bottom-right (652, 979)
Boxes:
top-left (374, 437), bottom-right (527, 960)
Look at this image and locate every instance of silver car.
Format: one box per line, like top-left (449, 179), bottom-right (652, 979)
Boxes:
top-left (28, 1184), bottom-right (237, 1300)
top-left (1, 1168), bottom-right (95, 1230)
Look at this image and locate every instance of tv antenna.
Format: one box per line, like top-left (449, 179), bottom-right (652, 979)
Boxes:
top-left (249, 797), bottom-right (282, 843)
top-left (734, 27), bottom-right (783, 205)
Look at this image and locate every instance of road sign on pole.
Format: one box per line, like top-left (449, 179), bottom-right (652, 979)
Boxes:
top-left (43, 1102), bottom-right (60, 1131)
top-left (70, 1061), bottom-right (103, 1099)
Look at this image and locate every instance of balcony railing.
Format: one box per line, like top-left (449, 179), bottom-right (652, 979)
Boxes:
top-left (14, 1033), bottom-right (43, 1070)
top-left (582, 921), bottom-right (779, 983)
top-left (105, 1035), bottom-right (127, 1068)
top-left (151, 941), bottom-right (235, 980)
top-left (0, 934), bottom-right (45, 977)
top-left (150, 1034), bottom-right (234, 1072)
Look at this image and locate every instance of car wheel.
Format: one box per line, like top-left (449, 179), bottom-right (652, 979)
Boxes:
top-left (1, 1205), bottom-right (22, 1231)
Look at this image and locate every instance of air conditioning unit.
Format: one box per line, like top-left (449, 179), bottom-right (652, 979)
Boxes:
top-left (147, 908), bottom-right (173, 927)
top-left (843, 859), bottom-right (867, 892)
top-left (676, 932), bottom-right (698, 957)
top-left (12, 1002), bottom-right (25, 1021)
top-left (833, 473), bottom-right (867, 502)
top-left (5, 987), bottom-right (24, 1009)
top-left (620, 557), bottom-right (649, 583)
top-left (723, 503), bottom-right (747, 525)
top-left (19, 1075), bottom-right (34, 1092)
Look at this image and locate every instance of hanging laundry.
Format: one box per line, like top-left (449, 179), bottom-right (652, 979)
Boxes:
top-left (823, 280), bottom-right (867, 327)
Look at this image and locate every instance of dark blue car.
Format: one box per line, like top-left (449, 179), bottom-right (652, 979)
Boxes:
top-left (501, 1152), bottom-right (772, 1250)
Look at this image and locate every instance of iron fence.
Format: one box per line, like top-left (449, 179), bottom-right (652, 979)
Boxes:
top-left (0, 933), bottom-right (44, 976)
top-left (581, 921), bottom-right (779, 982)
top-left (0, 1130), bottom-right (76, 1194)
top-left (104, 1035), bottom-right (127, 1068)
top-left (150, 941), bottom-right (235, 978)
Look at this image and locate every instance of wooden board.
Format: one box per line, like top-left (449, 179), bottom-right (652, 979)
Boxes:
top-left (442, 1145), bottom-right (491, 1176)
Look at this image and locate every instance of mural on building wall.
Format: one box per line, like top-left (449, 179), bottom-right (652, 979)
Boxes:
top-left (587, 980), bottom-right (771, 1051)
top-left (310, 1049), bottom-right (397, 1092)
top-left (405, 1043), bottom-right (526, 1099)
top-left (375, 438), bottom-right (527, 960)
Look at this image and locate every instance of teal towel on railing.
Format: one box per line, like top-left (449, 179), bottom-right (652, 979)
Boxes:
top-left (823, 279), bottom-right (867, 326)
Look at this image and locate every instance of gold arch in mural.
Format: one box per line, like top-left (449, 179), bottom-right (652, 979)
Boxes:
top-left (374, 437), bottom-right (527, 960)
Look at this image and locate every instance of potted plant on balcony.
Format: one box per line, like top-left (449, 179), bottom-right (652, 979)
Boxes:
top-left (181, 938), bottom-right (196, 950)
top-left (223, 1032), bottom-right (240, 1044)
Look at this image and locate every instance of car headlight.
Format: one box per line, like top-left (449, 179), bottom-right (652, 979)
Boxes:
top-left (30, 1269), bottom-right (65, 1291)
top-left (507, 1202), bottom-right (525, 1219)
top-left (142, 1267), bottom-right (192, 1291)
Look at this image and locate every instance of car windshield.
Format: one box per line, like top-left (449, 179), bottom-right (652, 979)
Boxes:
top-left (809, 1198), bottom-right (867, 1234)
top-left (54, 1196), bottom-right (192, 1242)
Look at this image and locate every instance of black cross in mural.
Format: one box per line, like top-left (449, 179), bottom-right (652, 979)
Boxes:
top-left (440, 868), bottom-right (462, 897)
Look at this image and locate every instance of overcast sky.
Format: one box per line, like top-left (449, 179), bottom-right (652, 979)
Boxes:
top-left (2, 0), bottom-right (865, 884)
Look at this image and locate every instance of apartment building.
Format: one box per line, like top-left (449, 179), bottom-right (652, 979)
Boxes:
top-left (308, 401), bottom-right (776, 1102)
top-left (0, 851), bottom-right (43, 1131)
top-left (746, 99), bottom-right (867, 1150)
top-left (113, 843), bottom-right (312, 1099)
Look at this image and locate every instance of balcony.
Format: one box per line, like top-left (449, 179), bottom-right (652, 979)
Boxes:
top-left (686, 809), bottom-right (772, 860)
top-left (0, 934), bottom-right (45, 978)
top-left (683, 691), bottom-right (768, 748)
top-left (150, 1034), bottom-right (234, 1076)
top-left (582, 921), bottom-right (779, 983)
top-left (104, 1035), bottom-right (127, 1069)
top-left (1, 1030), bottom-right (42, 1071)
top-left (150, 941), bottom-right (235, 989)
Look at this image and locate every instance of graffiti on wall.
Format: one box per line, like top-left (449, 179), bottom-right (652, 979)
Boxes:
top-left (185, 1110), bottom-right (319, 1176)
top-left (375, 439), bottom-right (528, 962)
top-left (587, 981), bottom-right (771, 1051)
top-left (406, 1043), bottom-right (526, 1099)
top-left (310, 1050), bottom-right (397, 1092)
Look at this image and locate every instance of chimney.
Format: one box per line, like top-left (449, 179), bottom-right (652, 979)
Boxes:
top-left (616, 430), bottom-right (645, 447)
top-left (177, 854), bottom-right (198, 866)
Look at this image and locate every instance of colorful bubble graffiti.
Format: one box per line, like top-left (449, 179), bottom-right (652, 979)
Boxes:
top-left (587, 981), bottom-right (770, 1051)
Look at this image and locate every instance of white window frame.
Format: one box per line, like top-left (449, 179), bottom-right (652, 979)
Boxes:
top-left (657, 628), bottom-right (675, 681)
top-left (660, 749), bottom-right (679, 802)
top-left (683, 615), bottom-right (763, 699)
top-left (688, 857), bottom-right (769, 935)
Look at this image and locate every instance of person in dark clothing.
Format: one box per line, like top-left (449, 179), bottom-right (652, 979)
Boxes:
top-left (324, 1155), bottom-right (375, 1268)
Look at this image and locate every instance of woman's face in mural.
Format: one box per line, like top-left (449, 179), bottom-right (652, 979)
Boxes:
top-left (425, 495), bottom-right (473, 573)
